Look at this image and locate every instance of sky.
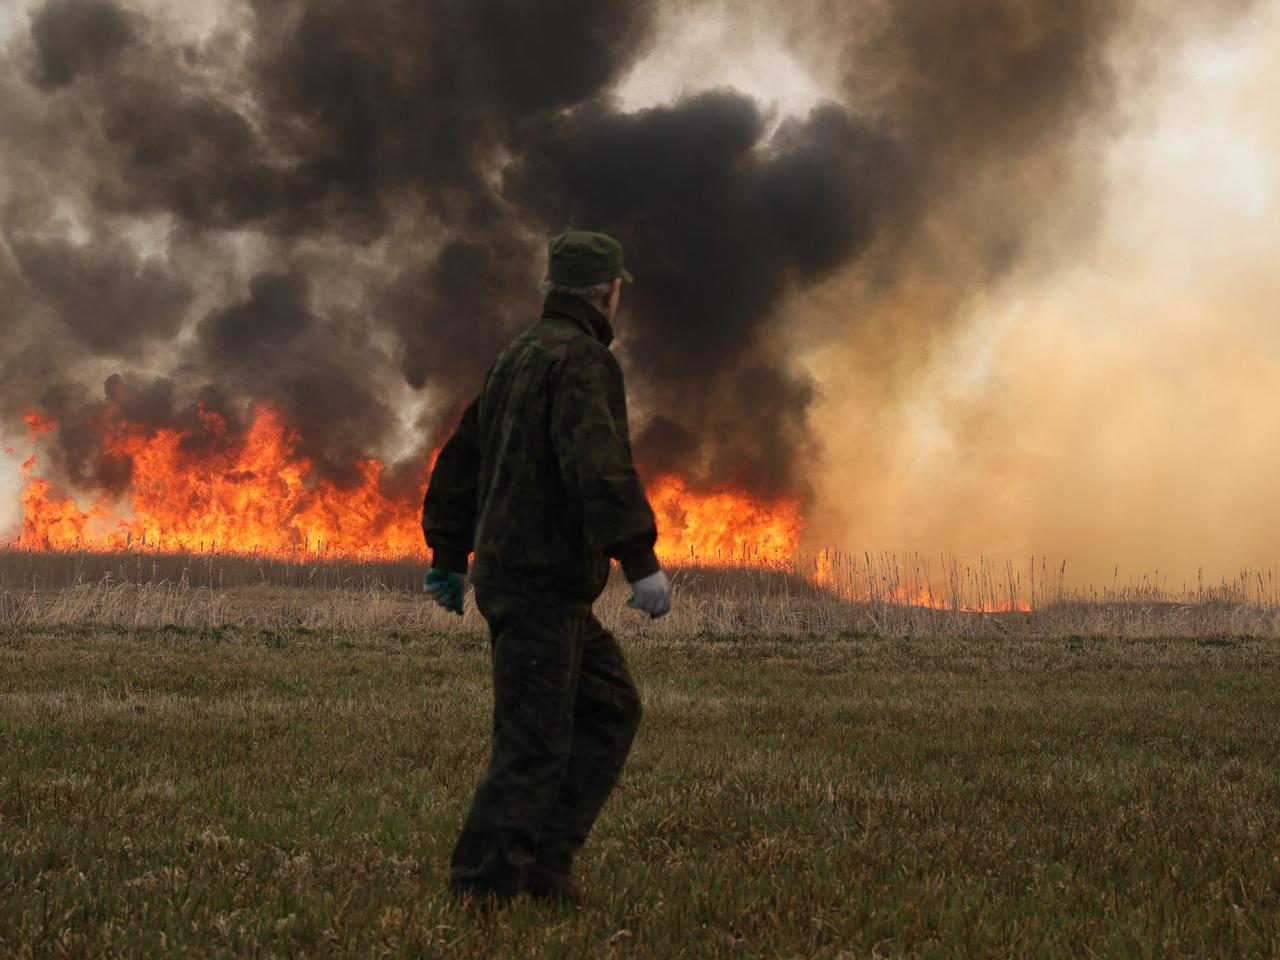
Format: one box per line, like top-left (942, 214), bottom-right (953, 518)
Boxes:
top-left (2, 0), bottom-right (1278, 586)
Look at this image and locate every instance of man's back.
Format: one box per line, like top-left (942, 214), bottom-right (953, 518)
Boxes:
top-left (422, 232), bottom-right (671, 907)
top-left (423, 291), bottom-right (659, 606)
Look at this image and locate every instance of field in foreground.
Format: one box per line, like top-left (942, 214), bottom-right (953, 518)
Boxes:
top-left (2, 626), bottom-right (1278, 958)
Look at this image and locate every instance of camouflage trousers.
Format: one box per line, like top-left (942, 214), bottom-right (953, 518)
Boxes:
top-left (449, 585), bottom-right (643, 900)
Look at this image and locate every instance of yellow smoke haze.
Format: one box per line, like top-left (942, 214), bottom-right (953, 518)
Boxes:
top-left (807, 4), bottom-right (1280, 585)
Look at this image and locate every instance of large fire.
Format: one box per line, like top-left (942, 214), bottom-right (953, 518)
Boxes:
top-left (11, 407), bottom-right (804, 566)
top-left (648, 475), bottom-right (802, 565)
top-left (10, 406), bottom-right (1039, 611)
top-left (16, 408), bottom-right (424, 557)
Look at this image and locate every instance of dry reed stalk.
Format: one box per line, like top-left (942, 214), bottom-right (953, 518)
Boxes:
top-left (1, 579), bottom-right (1278, 638)
top-left (4, 548), bottom-right (1280, 637)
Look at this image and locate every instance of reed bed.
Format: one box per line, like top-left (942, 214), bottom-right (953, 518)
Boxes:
top-left (2, 547), bottom-right (1279, 638)
top-left (0, 544), bottom-right (426, 592)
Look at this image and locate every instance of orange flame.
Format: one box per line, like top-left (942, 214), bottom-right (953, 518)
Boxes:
top-left (13, 407), bottom-right (810, 568)
top-left (15, 407), bottom-right (427, 557)
top-left (811, 549), bottom-right (1031, 612)
top-left (892, 584), bottom-right (1031, 613)
top-left (18, 453), bottom-right (110, 550)
top-left (24, 411), bottom-right (57, 439)
top-left (11, 409), bottom-right (1037, 611)
top-left (648, 473), bottom-right (803, 566)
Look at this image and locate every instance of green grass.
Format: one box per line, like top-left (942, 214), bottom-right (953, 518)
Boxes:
top-left (2, 626), bottom-right (1278, 958)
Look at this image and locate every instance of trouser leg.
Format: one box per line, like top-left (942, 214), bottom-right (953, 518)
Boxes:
top-left (535, 614), bottom-right (643, 875)
top-left (449, 587), bottom-right (584, 899)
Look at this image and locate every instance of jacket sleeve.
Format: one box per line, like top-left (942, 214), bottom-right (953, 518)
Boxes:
top-left (550, 344), bottom-right (660, 582)
top-left (422, 396), bottom-right (481, 574)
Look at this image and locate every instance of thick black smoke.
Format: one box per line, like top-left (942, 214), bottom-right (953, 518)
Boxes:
top-left (29, 0), bottom-right (134, 88)
top-left (10, 235), bottom-right (192, 354)
top-left (0, 0), bottom-right (1154, 514)
top-left (507, 93), bottom-right (898, 495)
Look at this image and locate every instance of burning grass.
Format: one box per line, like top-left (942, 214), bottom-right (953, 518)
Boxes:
top-left (19, 401), bottom-right (1276, 637)
top-left (2, 625), bottom-right (1278, 956)
top-left (12, 403), bottom-right (809, 568)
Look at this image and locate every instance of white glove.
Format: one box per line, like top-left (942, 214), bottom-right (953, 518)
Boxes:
top-left (627, 569), bottom-right (672, 619)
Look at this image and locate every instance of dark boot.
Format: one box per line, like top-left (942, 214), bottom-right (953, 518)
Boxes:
top-left (521, 865), bottom-right (585, 908)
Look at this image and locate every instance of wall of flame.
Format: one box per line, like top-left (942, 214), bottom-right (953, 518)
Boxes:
top-left (13, 407), bottom-right (804, 566)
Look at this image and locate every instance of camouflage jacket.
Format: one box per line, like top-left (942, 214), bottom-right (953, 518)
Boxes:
top-left (422, 291), bottom-right (660, 606)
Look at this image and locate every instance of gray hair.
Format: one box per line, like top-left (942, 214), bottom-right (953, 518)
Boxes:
top-left (541, 279), bottom-right (614, 310)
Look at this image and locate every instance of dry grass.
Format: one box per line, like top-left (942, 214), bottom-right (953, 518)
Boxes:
top-left (5, 548), bottom-right (1280, 955)
top-left (0, 546), bottom-right (426, 593)
top-left (3, 625), bottom-right (1279, 957)
top-left (2, 548), bottom-right (1280, 638)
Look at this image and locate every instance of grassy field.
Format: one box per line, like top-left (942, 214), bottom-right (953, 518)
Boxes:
top-left (3, 622), bottom-right (1279, 958)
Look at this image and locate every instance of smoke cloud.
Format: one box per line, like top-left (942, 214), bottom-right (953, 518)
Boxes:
top-left (779, 0), bottom-right (1278, 584)
top-left (0, 0), bottom-right (1271, 580)
top-left (506, 92), bottom-right (899, 496)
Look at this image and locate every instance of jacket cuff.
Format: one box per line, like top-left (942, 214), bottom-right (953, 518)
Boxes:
top-left (431, 548), bottom-right (470, 575)
top-left (619, 548), bottom-right (661, 583)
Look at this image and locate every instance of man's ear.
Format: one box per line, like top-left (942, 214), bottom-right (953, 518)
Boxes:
top-left (610, 277), bottom-right (623, 309)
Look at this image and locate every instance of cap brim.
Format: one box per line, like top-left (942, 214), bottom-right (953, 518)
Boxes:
top-left (620, 267), bottom-right (634, 283)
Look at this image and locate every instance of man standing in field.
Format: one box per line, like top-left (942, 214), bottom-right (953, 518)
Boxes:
top-left (421, 231), bottom-right (673, 908)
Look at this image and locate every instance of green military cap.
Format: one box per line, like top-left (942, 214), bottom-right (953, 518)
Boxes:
top-left (547, 230), bottom-right (634, 286)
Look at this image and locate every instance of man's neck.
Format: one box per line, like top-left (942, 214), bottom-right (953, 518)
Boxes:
top-left (542, 291), bottom-right (615, 347)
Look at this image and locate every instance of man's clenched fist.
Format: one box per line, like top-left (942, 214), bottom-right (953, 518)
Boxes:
top-left (424, 568), bottom-right (466, 615)
top-left (627, 569), bottom-right (672, 619)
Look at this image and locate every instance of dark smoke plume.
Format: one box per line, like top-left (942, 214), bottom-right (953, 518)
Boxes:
top-left (0, 0), bottom-right (1170, 514)
top-left (11, 235), bottom-right (192, 354)
top-left (507, 92), bottom-right (898, 496)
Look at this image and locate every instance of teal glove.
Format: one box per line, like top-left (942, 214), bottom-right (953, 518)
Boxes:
top-left (424, 568), bottom-right (465, 616)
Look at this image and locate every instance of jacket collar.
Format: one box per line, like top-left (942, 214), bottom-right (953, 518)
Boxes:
top-left (541, 291), bottom-right (614, 347)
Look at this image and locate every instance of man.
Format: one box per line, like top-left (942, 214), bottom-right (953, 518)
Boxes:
top-left (421, 230), bottom-right (673, 909)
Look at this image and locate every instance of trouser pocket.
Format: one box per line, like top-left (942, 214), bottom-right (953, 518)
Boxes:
top-left (480, 587), bottom-right (583, 753)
